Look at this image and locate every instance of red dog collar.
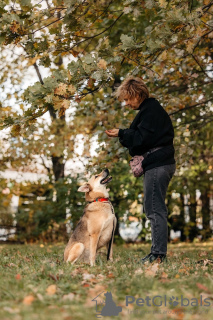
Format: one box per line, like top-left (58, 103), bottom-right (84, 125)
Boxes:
top-left (93, 198), bottom-right (109, 203)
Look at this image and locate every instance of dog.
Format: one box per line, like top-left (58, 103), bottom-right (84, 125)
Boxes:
top-left (64, 169), bottom-right (117, 266)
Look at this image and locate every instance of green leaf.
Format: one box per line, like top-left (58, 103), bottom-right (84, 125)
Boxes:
top-left (120, 34), bottom-right (134, 50)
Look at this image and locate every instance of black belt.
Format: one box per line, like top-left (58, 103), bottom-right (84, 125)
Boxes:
top-left (142, 146), bottom-right (165, 158)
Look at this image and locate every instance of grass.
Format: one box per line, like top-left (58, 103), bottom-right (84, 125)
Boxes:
top-left (0, 241), bottom-right (213, 320)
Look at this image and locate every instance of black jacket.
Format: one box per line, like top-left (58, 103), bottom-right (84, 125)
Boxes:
top-left (118, 97), bottom-right (176, 173)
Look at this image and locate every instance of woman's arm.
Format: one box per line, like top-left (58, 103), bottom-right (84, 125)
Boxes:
top-left (109, 107), bottom-right (155, 148)
top-left (118, 124), bottom-right (154, 150)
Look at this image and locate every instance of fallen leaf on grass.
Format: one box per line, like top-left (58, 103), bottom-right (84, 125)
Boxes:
top-left (196, 259), bottom-right (213, 266)
top-left (145, 263), bottom-right (159, 277)
top-left (37, 293), bottom-right (44, 301)
top-left (23, 295), bottom-right (35, 305)
top-left (178, 268), bottom-right (189, 275)
top-left (83, 283), bottom-right (90, 287)
top-left (135, 268), bottom-right (144, 274)
top-left (49, 273), bottom-right (59, 281)
top-left (15, 274), bottom-right (21, 280)
top-left (71, 267), bottom-right (85, 277)
top-left (7, 263), bottom-right (16, 267)
top-left (196, 283), bottom-right (211, 293)
top-left (62, 293), bottom-right (75, 301)
top-left (82, 273), bottom-right (95, 281)
top-left (107, 273), bottom-right (115, 278)
top-left (3, 307), bottom-right (20, 314)
top-left (46, 284), bottom-right (57, 295)
top-left (161, 271), bottom-right (168, 279)
top-left (198, 251), bottom-right (208, 257)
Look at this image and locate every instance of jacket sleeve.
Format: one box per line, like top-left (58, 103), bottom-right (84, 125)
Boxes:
top-left (118, 110), bottom-right (155, 150)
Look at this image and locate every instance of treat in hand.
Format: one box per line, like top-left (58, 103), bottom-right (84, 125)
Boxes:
top-left (105, 129), bottom-right (119, 137)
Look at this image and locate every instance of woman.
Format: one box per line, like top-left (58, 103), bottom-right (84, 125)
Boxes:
top-left (105, 76), bottom-right (176, 264)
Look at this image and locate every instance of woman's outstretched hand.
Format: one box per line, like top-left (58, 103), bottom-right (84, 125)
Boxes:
top-left (105, 129), bottom-right (119, 137)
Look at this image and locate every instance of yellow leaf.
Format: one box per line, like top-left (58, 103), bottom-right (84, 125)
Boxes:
top-left (52, 96), bottom-right (62, 110)
top-left (186, 40), bottom-right (195, 53)
top-left (23, 295), bottom-right (35, 305)
top-left (158, 0), bottom-right (167, 8)
top-left (27, 55), bottom-right (41, 66)
top-left (97, 59), bottom-right (107, 70)
top-left (160, 51), bottom-right (167, 61)
top-left (46, 285), bottom-right (57, 295)
top-left (67, 84), bottom-right (76, 94)
top-left (145, 263), bottom-right (159, 277)
top-left (54, 83), bottom-right (67, 96)
top-left (61, 99), bottom-right (70, 109)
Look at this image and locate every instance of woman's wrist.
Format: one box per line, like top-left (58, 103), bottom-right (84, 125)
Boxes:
top-left (118, 129), bottom-right (124, 138)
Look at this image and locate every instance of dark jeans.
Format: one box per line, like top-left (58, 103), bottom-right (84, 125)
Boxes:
top-left (143, 163), bottom-right (176, 255)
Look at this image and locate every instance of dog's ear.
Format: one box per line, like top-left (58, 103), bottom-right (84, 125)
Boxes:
top-left (78, 183), bottom-right (91, 193)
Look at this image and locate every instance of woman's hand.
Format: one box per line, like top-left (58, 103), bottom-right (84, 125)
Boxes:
top-left (105, 129), bottom-right (119, 137)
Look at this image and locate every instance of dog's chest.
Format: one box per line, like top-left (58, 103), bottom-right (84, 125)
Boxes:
top-left (97, 215), bottom-right (114, 248)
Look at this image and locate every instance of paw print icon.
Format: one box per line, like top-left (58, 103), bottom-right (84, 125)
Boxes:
top-left (169, 296), bottom-right (179, 307)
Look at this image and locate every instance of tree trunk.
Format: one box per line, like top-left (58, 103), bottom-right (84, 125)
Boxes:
top-left (188, 189), bottom-right (198, 241)
top-left (200, 188), bottom-right (211, 240)
top-left (51, 155), bottom-right (65, 181)
top-left (180, 192), bottom-right (186, 241)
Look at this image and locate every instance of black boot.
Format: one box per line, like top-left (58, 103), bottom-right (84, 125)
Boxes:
top-left (149, 253), bottom-right (167, 264)
top-left (140, 252), bottom-right (152, 264)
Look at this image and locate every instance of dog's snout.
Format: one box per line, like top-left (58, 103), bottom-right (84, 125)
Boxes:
top-left (104, 168), bottom-right (109, 175)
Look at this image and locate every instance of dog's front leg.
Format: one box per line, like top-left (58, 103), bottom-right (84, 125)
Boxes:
top-left (89, 233), bottom-right (100, 266)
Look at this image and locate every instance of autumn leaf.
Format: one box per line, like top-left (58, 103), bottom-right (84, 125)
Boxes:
top-left (161, 271), bottom-right (168, 279)
top-left (83, 283), bottom-right (90, 287)
top-left (54, 83), bottom-right (67, 96)
top-left (107, 272), bottom-right (115, 278)
top-left (46, 284), bottom-right (57, 295)
top-left (145, 263), bottom-right (159, 277)
top-left (67, 84), bottom-right (76, 94)
top-left (196, 283), bottom-right (211, 293)
top-left (62, 293), bottom-right (75, 301)
top-left (27, 55), bottom-right (41, 66)
top-left (158, 0), bottom-right (167, 8)
top-left (82, 273), bottom-right (95, 281)
top-left (23, 295), bottom-right (35, 305)
top-left (15, 274), bottom-right (21, 280)
top-left (97, 59), bottom-right (107, 70)
top-left (10, 21), bottom-right (20, 33)
top-left (61, 99), bottom-right (70, 109)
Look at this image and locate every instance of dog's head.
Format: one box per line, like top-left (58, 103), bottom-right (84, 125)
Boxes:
top-left (78, 169), bottom-right (112, 200)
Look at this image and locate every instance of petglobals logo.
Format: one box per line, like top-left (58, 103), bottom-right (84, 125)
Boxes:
top-left (91, 291), bottom-right (212, 317)
top-left (126, 294), bottom-right (212, 308)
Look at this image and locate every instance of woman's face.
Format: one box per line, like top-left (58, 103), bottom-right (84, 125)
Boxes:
top-left (123, 95), bottom-right (144, 110)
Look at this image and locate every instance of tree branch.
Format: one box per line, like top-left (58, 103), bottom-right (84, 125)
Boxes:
top-left (169, 98), bottom-right (213, 116)
top-left (191, 54), bottom-right (213, 80)
top-left (33, 62), bottom-right (56, 119)
top-left (33, 62), bottom-right (44, 85)
top-left (174, 116), bottom-right (213, 128)
top-left (40, 155), bottom-right (51, 174)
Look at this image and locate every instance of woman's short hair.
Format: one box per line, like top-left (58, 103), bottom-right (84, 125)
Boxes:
top-left (114, 76), bottom-right (149, 101)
